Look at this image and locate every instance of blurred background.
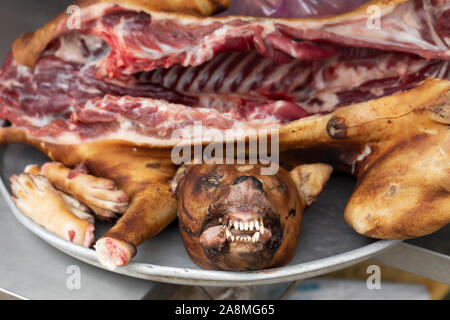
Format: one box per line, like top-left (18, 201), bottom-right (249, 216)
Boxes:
top-left (0, 0), bottom-right (73, 61)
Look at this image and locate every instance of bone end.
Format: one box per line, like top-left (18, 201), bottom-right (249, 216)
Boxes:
top-left (95, 237), bottom-right (136, 270)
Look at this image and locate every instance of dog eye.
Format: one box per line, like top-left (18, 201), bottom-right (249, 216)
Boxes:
top-left (266, 178), bottom-right (287, 193)
top-left (200, 167), bottom-right (224, 187)
top-left (277, 181), bottom-right (287, 192)
top-left (202, 175), bottom-right (220, 186)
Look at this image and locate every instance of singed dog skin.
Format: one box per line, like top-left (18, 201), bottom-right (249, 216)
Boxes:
top-left (175, 163), bottom-right (332, 270)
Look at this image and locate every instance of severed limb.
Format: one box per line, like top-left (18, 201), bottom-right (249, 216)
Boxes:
top-left (10, 173), bottom-right (95, 247)
top-left (0, 128), bottom-right (178, 269)
top-left (14, 146), bottom-right (176, 270)
top-left (26, 142), bottom-right (177, 270)
top-left (24, 162), bottom-right (129, 222)
top-left (25, 164), bottom-right (94, 224)
top-left (95, 184), bottom-right (177, 270)
top-left (90, 147), bottom-right (178, 270)
top-left (279, 78), bottom-right (450, 239)
top-left (57, 191), bottom-right (95, 225)
top-left (1, 137), bottom-right (178, 269)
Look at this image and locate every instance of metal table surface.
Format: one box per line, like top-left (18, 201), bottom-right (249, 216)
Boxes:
top-left (374, 227), bottom-right (450, 286)
top-left (0, 0), bottom-right (449, 300)
top-left (0, 190), bottom-right (159, 300)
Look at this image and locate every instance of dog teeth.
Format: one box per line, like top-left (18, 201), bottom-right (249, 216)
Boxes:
top-left (225, 218), bottom-right (266, 242)
top-left (260, 218), bottom-right (265, 234)
top-left (227, 230), bottom-right (261, 243)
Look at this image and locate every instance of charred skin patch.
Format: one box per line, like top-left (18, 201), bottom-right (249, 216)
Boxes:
top-left (177, 164), bottom-right (303, 271)
top-left (326, 117), bottom-right (347, 139)
top-left (146, 163), bottom-right (160, 168)
top-left (288, 208), bottom-right (296, 217)
top-left (426, 91), bottom-right (450, 124)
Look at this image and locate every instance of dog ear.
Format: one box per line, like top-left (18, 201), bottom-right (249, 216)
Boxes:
top-left (289, 163), bottom-right (333, 206)
top-left (170, 164), bottom-right (192, 197)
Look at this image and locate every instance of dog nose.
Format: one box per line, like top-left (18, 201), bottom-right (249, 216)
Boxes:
top-left (232, 176), bottom-right (263, 191)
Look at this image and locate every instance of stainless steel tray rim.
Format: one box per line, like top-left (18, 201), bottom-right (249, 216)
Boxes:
top-left (1, 175), bottom-right (399, 285)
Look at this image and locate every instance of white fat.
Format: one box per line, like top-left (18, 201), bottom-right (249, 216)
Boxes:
top-left (357, 144), bottom-right (372, 161)
top-left (329, 1), bottom-right (447, 53)
top-left (54, 33), bottom-right (109, 66)
top-left (3, 64), bottom-right (31, 88)
top-left (16, 1), bottom-right (449, 146)
top-left (21, 114), bottom-right (61, 127)
top-left (17, 91), bottom-right (286, 145)
top-left (302, 92), bottom-right (340, 114)
top-left (90, 0), bottom-right (450, 79)
top-left (351, 144), bottom-right (372, 174)
top-left (422, 0), bottom-right (448, 50)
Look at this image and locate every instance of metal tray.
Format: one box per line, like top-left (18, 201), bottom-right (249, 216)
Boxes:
top-left (0, 143), bottom-right (398, 286)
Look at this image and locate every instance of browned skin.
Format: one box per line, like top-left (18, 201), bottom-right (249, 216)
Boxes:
top-left (25, 164), bottom-right (95, 223)
top-left (0, 78), bottom-right (448, 267)
top-left (278, 78), bottom-right (450, 239)
top-left (10, 173), bottom-right (94, 247)
top-left (0, 0), bottom-right (445, 271)
top-left (0, 134), bottom-right (178, 262)
top-left (175, 163), bottom-right (331, 270)
top-left (29, 162), bottom-right (129, 221)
